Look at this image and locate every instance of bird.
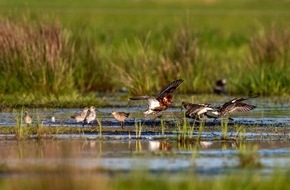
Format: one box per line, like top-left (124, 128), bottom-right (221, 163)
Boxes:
top-left (213, 78), bottom-right (227, 95)
top-left (207, 97), bottom-right (257, 120)
top-left (85, 106), bottom-right (96, 125)
top-left (24, 111), bottom-right (32, 125)
top-left (130, 79), bottom-right (184, 119)
top-left (111, 111), bottom-right (130, 129)
top-left (71, 107), bottom-right (89, 123)
top-left (181, 102), bottom-right (214, 120)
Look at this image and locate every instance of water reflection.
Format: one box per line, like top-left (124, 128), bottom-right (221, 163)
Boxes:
top-left (0, 139), bottom-right (289, 175)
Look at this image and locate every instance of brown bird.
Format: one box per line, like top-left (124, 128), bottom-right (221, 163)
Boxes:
top-left (24, 111), bottom-right (32, 125)
top-left (213, 78), bottom-right (227, 95)
top-left (207, 97), bottom-right (257, 120)
top-left (111, 111), bottom-right (130, 129)
top-left (71, 107), bottom-right (89, 123)
top-left (130, 79), bottom-right (184, 119)
top-left (85, 106), bottom-right (96, 125)
top-left (181, 102), bottom-right (213, 120)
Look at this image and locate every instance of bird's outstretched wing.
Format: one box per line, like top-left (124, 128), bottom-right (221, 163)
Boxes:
top-left (129, 96), bottom-right (151, 100)
top-left (156, 79), bottom-right (184, 100)
top-left (226, 102), bottom-right (256, 114)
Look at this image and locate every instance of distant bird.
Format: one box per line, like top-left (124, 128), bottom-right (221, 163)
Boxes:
top-left (71, 107), bottom-right (89, 123)
top-left (130, 79), bottom-right (184, 119)
top-left (181, 102), bottom-right (213, 120)
top-left (207, 97), bottom-right (256, 120)
top-left (111, 111), bottom-right (130, 129)
top-left (85, 106), bottom-right (96, 125)
top-left (24, 111), bottom-right (32, 125)
top-left (213, 78), bottom-right (227, 95)
top-left (51, 116), bottom-right (56, 123)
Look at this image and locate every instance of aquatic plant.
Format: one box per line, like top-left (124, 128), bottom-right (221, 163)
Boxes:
top-left (135, 121), bottom-right (143, 139)
top-left (221, 119), bottom-right (229, 140)
top-left (237, 142), bottom-right (263, 168)
top-left (15, 109), bottom-right (29, 140)
top-left (96, 118), bottom-right (102, 139)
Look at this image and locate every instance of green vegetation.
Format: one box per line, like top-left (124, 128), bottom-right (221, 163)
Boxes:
top-left (0, 0), bottom-right (290, 105)
top-left (0, 169), bottom-right (289, 190)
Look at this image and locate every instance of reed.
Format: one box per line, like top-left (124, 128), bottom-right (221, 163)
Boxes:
top-left (237, 142), bottom-right (263, 168)
top-left (96, 117), bottom-right (102, 139)
top-left (1, 1), bottom-right (290, 97)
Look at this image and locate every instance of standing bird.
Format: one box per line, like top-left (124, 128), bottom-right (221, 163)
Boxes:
top-left (213, 78), bottom-right (227, 95)
top-left (111, 111), bottom-right (130, 129)
top-left (130, 79), bottom-right (184, 119)
top-left (71, 107), bottom-right (89, 123)
top-left (85, 106), bottom-right (96, 125)
top-left (181, 102), bottom-right (213, 120)
top-left (207, 97), bottom-right (256, 120)
top-left (24, 111), bottom-right (33, 125)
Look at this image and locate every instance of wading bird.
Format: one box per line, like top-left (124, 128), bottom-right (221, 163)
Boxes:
top-left (85, 106), bottom-right (96, 126)
top-left (111, 111), bottom-right (130, 129)
top-left (213, 78), bottom-right (227, 95)
top-left (130, 79), bottom-right (184, 120)
top-left (24, 111), bottom-right (32, 125)
top-left (71, 107), bottom-right (89, 123)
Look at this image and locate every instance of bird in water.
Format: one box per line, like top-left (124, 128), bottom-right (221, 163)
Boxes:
top-left (111, 111), bottom-right (130, 129)
top-left (24, 111), bottom-right (32, 125)
top-left (181, 102), bottom-right (214, 120)
top-left (71, 107), bottom-right (89, 123)
top-left (206, 97), bottom-right (257, 120)
top-left (213, 78), bottom-right (227, 95)
top-left (130, 79), bottom-right (184, 120)
top-left (85, 106), bottom-right (96, 126)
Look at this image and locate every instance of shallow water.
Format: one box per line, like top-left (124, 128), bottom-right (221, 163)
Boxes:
top-left (0, 139), bottom-right (289, 176)
top-left (0, 99), bottom-right (290, 127)
top-left (0, 98), bottom-right (290, 177)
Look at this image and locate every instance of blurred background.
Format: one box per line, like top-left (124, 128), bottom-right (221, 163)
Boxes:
top-left (0, 0), bottom-right (290, 99)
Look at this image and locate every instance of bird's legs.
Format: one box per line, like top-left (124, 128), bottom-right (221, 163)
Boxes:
top-left (120, 121), bottom-right (124, 129)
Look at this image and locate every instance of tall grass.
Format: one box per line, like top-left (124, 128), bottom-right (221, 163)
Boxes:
top-left (1, 15), bottom-right (290, 98)
top-left (235, 26), bottom-right (290, 96)
top-left (0, 18), bottom-right (74, 95)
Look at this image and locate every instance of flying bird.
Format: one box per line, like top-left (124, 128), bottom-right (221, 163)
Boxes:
top-left (130, 79), bottom-right (184, 119)
top-left (207, 97), bottom-right (257, 120)
top-left (181, 102), bottom-right (213, 120)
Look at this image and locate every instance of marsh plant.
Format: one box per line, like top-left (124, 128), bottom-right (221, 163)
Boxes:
top-left (235, 125), bottom-right (247, 140)
top-left (238, 26), bottom-right (290, 96)
top-left (135, 121), bottom-right (143, 139)
top-left (96, 118), bottom-right (102, 138)
top-left (1, 14), bottom-right (290, 97)
top-left (15, 110), bottom-right (29, 140)
top-left (221, 119), bottom-right (229, 140)
top-left (237, 143), bottom-right (262, 168)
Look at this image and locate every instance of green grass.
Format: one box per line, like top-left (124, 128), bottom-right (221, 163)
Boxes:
top-left (1, 0), bottom-right (290, 100)
top-left (0, 170), bottom-right (289, 190)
